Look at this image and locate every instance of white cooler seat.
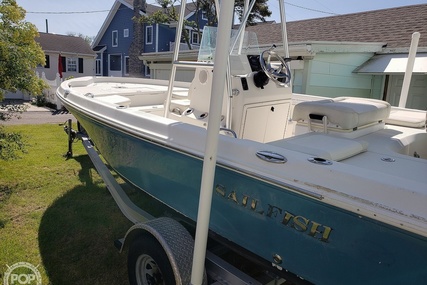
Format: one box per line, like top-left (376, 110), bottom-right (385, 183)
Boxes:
top-left (293, 97), bottom-right (391, 130)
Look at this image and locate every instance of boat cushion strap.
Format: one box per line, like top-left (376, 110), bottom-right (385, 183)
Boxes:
top-left (292, 97), bottom-right (391, 130)
top-left (269, 133), bottom-right (368, 161)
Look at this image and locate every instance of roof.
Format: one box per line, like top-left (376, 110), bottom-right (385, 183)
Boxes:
top-left (355, 53), bottom-right (427, 74)
top-left (121, 0), bottom-right (197, 17)
top-left (247, 4), bottom-right (427, 50)
top-left (36, 33), bottom-right (96, 56)
top-left (121, 0), bottom-right (162, 14)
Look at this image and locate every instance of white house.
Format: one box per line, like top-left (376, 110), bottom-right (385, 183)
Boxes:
top-left (5, 33), bottom-right (96, 104)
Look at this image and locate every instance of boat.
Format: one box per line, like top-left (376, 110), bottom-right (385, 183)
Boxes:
top-left (56, 1), bottom-right (427, 284)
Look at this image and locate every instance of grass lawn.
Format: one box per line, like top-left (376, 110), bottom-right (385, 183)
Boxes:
top-left (0, 123), bottom-right (139, 284)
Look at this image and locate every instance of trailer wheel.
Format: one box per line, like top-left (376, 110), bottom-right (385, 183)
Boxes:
top-left (125, 217), bottom-right (207, 285)
top-left (128, 236), bottom-right (175, 285)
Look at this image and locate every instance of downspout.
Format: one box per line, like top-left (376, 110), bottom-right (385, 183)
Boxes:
top-left (156, 23), bottom-right (159, 53)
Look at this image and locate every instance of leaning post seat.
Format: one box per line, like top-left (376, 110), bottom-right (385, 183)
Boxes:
top-left (292, 97), bottom-right (391, 138)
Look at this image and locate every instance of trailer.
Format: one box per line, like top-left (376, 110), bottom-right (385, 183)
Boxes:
top-left (63, 120), bottom-right (309, 285)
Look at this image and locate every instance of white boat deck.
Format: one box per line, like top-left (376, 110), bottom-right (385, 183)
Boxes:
top-left (68, 81), bottom-right (427, 183)
top-left (60, 77), bottom-right (427, 237)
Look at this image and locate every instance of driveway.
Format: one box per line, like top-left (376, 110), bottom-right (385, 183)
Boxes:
top-left (1, 103), bottom-right (75, 126)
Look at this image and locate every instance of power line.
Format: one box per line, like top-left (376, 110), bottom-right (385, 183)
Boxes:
top-left (285, 2), bottom-right (340, 16)
top-left (26, 10), bottom-right (110, 15)
top-left (26, 2), bottom-right (340, 17)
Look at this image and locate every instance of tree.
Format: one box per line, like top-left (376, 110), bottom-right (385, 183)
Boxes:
top-left (66, 32), bottom-right (95, 46)
top-left (135, 0), bottom-right (195, 50)
top-left (0, 0), bottom-right (41, 160)
top-left (134, 0), bottom-right (272, 51)
top-left (194, 0), bottom-right (271, 27)
top-left (0, 0), bottom-right (47, 100)
top-left (235, 0), bottom-right (271, 26)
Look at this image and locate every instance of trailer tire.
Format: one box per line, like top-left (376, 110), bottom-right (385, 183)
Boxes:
top-left (128, 235), bottom-right (175, 285)
top-left (125, 218), bottom-right (207, 285)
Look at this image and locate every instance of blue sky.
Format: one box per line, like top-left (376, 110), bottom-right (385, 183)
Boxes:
top-left (17, 0), bottom-right (427, 37)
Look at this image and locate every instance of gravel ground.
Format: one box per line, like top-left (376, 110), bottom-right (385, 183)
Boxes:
top-left (1, 103), bottom-right (75, 126)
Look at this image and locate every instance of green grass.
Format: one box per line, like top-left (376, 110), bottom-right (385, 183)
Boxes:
top-left (0, 124), bottom-right (140, 284)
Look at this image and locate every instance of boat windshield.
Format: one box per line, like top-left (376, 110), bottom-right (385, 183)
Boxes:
top-left (197, 26), bottom-right (260, 62)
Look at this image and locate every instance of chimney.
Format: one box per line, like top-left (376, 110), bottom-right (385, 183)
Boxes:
top-left (129, 0), bottom-right (146, 77)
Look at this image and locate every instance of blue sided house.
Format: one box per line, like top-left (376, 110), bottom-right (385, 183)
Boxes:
top-left (92, 0), bottom-right (210, 77)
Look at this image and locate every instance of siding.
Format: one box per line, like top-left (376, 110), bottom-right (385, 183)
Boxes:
top-left (157, 25), bottom-right (176, 52)
top-left (370, 75), bottom-right (384, 100)
top-left (97, 4), bottom-right (134, 76)
top-left (35, 52), bottom-right (94, 80)
top-left (306, 53), bottom-right (375, 98)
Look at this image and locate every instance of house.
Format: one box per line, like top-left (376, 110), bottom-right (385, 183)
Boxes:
top-left (5, 33), bottom-right (96, 101)
top-left (142, 4), bottom-right (427, 110)
top-left (248, 3), bottom-right (427, 110)
top-left (36, 33), bottom-right (96, 81)
top-left (91, 0), bottom-right (210, 78)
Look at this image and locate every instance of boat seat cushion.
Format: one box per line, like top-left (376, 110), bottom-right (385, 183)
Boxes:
top-left (385, 107), bottom-right (427, 128)
top-left (269, 133), bottom-right (368, 161)
top-left (292, 97), bottom-right (391, 130)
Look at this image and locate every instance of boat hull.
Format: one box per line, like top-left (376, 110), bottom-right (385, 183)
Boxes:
top-left (69, 106), bottom-right (427, 285)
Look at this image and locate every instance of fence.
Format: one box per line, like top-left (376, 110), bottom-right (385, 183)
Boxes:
top-left (37, 72), bottom-right (63, 109)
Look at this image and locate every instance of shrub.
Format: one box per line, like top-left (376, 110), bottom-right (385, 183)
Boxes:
top-left (0, 126), bottom-right (28, 160)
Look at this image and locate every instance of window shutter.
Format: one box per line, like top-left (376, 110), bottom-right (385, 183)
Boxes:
top-left (61, 57), bottom-right (66, 72)
top-left (45, 55), bottom-right (50, 68)
top-left (78, 58), bottom-right (84, 73)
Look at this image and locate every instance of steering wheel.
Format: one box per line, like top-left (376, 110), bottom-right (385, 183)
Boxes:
top-left (259, 45), bottom-right (291, 86)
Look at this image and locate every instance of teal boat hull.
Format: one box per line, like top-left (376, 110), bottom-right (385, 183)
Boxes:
top-left (72, 108), bottom-right (427, 285)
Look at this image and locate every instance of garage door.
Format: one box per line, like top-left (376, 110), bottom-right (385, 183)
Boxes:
top-left (387, 75), bottom-right (427, 110)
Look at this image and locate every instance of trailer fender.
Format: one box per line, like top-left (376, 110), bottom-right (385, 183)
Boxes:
top-left (120, 217), bottom-right (204, 285)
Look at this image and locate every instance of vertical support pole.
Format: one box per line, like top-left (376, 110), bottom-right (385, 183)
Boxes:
top-left (279, 0), bottom-right (292, 88)
top-left (67, 119), bottom-right (73, 158)
top-left (399, 32), bottom-right (420, 108)
top-left (163, 0), bottom-right (188, 118)
top-left (190, 1), bottom-right (235, 284)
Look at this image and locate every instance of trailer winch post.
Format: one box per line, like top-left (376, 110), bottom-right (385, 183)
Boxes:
top-left (65, 119), bottom-right (73, 158)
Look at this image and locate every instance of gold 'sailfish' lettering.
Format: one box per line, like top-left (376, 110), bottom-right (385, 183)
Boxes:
top-left (281, 211), bottom-right (332, 242)
top-left (309, 221), bottom-right (333, 242)
top-left (215, 184), bottom-right (333, 242)
top-left (293, 216), bottom-right (310, 232)
top-left (227, 191), bottom-right (238, 203)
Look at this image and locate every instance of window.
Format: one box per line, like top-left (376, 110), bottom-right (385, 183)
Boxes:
top-left (124, 56), bottom-right (129, 76)
top-left (146, 26), bottom-right (153, 44)
top-left (124, 29), bottom-right (129, 38)
top-left (191, 31), bottom-right (200, 45)
top-left (96, 59), bottom-right (102, 75)
top-left (112, 30), bottom-right (118, 47)
top-left (109, 54), bottom-right (122, 71)
top-left (202, 11), bottom-right (207, 21)
top-left (67, 57), bottom-right (77, 72)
